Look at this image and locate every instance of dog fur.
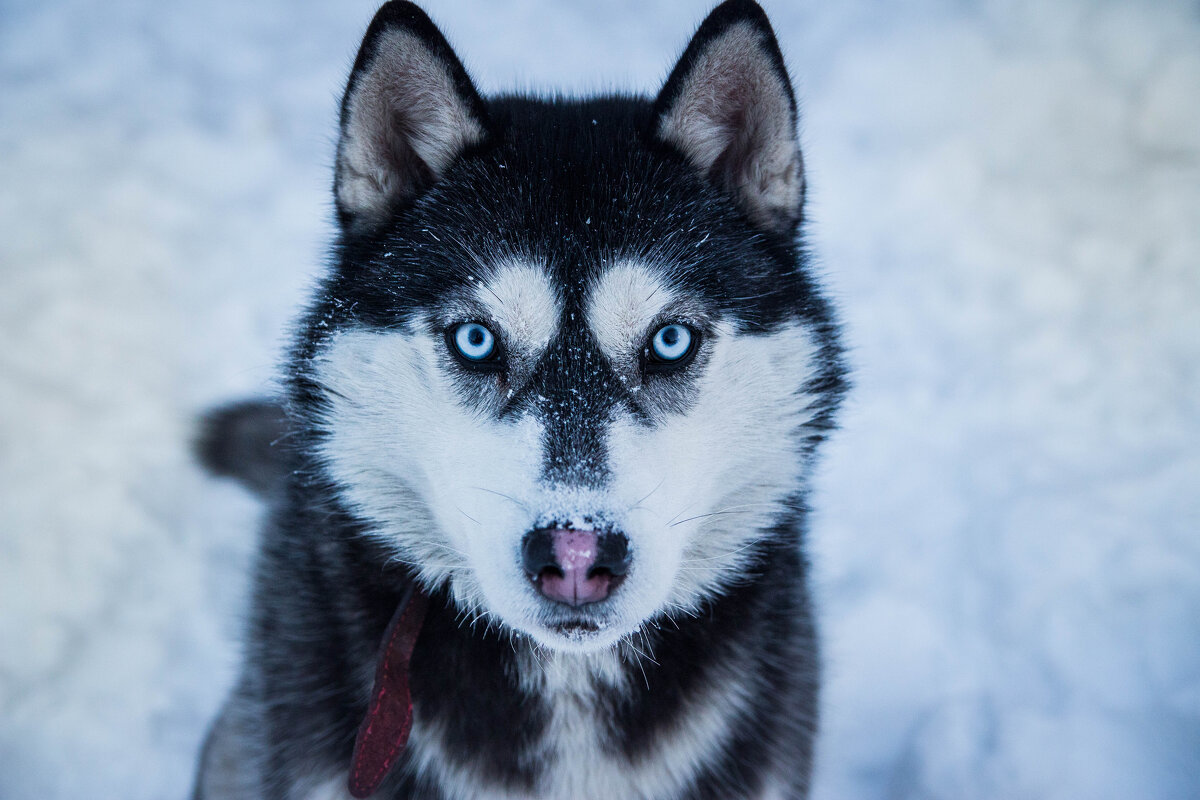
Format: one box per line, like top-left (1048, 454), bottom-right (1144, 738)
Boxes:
top-left (192, 2), bottom-right (846, 798)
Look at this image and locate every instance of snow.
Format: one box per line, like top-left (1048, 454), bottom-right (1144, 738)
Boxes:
top-left (1, 0), bottom-right (1198, 798)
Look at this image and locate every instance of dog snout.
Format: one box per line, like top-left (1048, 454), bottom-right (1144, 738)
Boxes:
top-left (521, 527), bottom-right (630, 606)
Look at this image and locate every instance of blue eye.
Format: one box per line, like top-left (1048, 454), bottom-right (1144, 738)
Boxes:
top-left (451, 322), bottom-right (497, 362)
top-left (648, 324), bottom-right (695, 364)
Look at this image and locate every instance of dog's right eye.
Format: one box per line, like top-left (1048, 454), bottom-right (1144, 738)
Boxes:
top-left (448, 322), bottom-right (501, 366)
top-left (643, 323), bottom-right (698, 373)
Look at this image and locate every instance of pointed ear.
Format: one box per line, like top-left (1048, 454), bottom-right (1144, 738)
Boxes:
top-left (652, 0), bottom-right (803, 233)
top-left (335, 1), bottom-right (489, 229)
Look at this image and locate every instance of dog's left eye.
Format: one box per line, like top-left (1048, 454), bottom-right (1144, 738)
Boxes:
top-left (646, 323), bottom-right (697, 368)
top-left (449, 322), bottom-right (499, 364)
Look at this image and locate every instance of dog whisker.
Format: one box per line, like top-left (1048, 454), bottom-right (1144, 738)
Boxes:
top-left (455, 504), bottom-right (481, 525)
top-left (680, 539), bottom-right (763, 565)
top-left (626, 478), bottom-right (666, 515)
top-left (416, 540), bottom-right (469, 559)
top-left (668, 502), bottom-right (778, 528)
top-left (469, 485), bottom-right (530, 512)
top-left (383, 553), bottom-right (466, 572)
top-left (665, 500), bottom-right (700, 527)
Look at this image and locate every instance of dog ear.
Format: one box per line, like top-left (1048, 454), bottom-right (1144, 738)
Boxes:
top-left (652, 0), bottom-right (803, 233)
top-left (335, 1), bottom-right (489, 229)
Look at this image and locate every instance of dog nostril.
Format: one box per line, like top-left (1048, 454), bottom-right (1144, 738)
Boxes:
top-left (521, 528), bottom-right (558, 578)
top-left (591, 533), bottom-right (630, 578)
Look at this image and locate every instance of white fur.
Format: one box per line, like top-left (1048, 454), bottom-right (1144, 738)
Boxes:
top-left (400, 647), bottom-right (752, 800)
top-left (606, 321), bottom-right (822, 616)
top-left (311, 262), bottom-right (568, 650)
top-left (587, 261), bottom-right (823, 621)
top-left (470, 260), bottom-right (561, 358)
top-left (308, 699), bottom-right (791, 800)
top-left (758, 780), bottom-right (793, 800)
top-left (312, 326), bottom-right (543, 615)
top-left (586, 260), bottom-right (679, 360)
top-left (314, 259), bottom-right (821, 655)
top-left (298, 775), bottom-right (356, 800)
top-left (530, 650), bottom-right (751, 800)
top-left (404, 717), bottom-right (529, 800)
top-left (313, 321), bottom-right (614, 648)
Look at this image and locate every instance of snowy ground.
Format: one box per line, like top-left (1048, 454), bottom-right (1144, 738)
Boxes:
top-left (2, 0), bottom-right (1198, 797)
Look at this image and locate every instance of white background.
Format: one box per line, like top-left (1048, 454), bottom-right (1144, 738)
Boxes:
top-left (2, 0), bottom-right (1198, 797)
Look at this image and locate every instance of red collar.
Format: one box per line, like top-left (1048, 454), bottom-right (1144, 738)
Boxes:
top-left (348, 584), bottom-right (430, 798)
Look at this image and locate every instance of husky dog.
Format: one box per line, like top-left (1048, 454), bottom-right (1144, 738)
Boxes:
top-left (192, 1), bottom-right (845, 798)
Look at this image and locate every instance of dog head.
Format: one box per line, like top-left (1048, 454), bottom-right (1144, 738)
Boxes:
top-left (298, 0), bottom-right (843, 652)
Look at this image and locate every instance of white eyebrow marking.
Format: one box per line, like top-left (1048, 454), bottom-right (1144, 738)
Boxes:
top-left (586, 261), bottom-right (678, 358)
top-left (473, 260), bottom-right (561, 354)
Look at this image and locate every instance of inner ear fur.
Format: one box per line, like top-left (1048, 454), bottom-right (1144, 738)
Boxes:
top-left (653, 0), bottom-right (804, 233)
top-left (334, 1), bottom-right (489, 229)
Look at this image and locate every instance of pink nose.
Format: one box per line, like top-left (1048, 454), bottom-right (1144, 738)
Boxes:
top-left (522, 528), bottom-right (630, 607)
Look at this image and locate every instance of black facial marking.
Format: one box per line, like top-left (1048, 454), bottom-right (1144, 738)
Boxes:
top-left (524, 323), bottom-right (624, 487)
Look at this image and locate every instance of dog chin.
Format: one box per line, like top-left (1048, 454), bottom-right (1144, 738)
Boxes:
top-left (520, 612), bottom-right (632, 653)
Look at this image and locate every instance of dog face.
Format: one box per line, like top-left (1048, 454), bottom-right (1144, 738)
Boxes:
top-left (300, 1), bottom-right (842, 652)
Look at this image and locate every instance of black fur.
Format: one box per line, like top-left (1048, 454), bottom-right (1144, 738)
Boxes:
top-left (194, 2), bottom-right (846, 798)
top-left (194, 400), bottom-right (291, 497)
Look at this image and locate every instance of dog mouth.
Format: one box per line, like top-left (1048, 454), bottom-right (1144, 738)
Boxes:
top-left (552, 618), bottom-right (601, 635)
top-left (545, 615), bottom-right (611, 644)
top-left (537, 595), bottom-right (623, 639)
